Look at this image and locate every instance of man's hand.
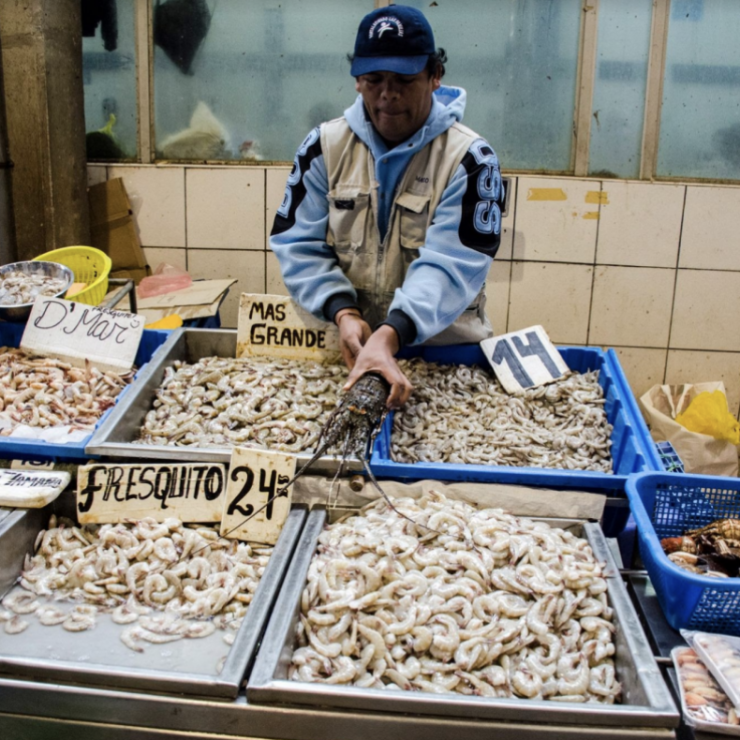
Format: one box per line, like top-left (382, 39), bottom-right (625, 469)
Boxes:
top-left (335, 309), bottom-right (372, 370)
top-left (344, 325), bottom-right (413, 409)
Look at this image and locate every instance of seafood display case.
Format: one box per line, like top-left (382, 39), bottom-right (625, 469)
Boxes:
top-left (0, 322), bottom-right (171, 462)
top-left (247, 507), bottom-right (679, 736)
top-left (0, 495), bottom-right (308, 699)
top-left (86, 328), bottom-right (363, 475)
top-left (370, 344), bottom-right (662, 492)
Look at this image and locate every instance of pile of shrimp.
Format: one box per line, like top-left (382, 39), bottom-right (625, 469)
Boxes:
top-left (0, 516), bottom-right (272, 655)
top-left (138, 356), bottom-right (348, 450)
top-left (0, 348), bottom-right (133, 434)
top-left (0, 269), bottom-right (68, 305)
top-left (291, 492), bottom-right (621, 703)
top-left (391, 359), bottom-right (613, 472)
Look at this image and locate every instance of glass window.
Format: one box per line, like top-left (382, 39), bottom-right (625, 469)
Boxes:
top-left (153, 0), bottom-right (369, 162)
top-left (82, 0), bottom-right (137, 161)
top-left (589, 0), bottom-right (652, 179)
top-left (658, 0), bottom-right (740, 180)
top-left (403, 0), bottom-right (582, 172)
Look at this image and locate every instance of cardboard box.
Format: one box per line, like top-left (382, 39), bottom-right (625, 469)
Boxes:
top-left (88, 178), bottom-right (151, 284)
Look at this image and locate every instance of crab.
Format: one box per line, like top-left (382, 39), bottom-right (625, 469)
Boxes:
top-left (686, 518), bottom-right (740, 541)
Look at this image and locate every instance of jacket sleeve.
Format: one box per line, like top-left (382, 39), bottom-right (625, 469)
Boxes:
top-left (385, 138), bottom-right (504, 346)
top-left (269, 127), bottom-right (359, 322)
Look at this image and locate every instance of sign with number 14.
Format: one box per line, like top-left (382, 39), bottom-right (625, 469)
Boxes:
top-left (221, 448), bottom-right (296, 544)
top-left (481, 325), bottom-right (569, 394)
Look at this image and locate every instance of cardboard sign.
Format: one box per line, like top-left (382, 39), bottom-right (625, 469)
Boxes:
top-left (0, 468), bottom-right (70, 508)
top-left (22, 297), bottom-right (145, 373)
top-left (221, 448), bottom-right (295, 545)
top-left (481, 325), bottom-right (569, 393)
top-left (236, 293), bottom-right (340, 361)
top-left (76, 463), bottom-right (227, 523)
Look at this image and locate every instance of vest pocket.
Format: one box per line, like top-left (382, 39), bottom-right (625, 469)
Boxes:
top-left (326, 190), bottom-right (370, 249)
top-left (397, 191), bottom-right (430, 270)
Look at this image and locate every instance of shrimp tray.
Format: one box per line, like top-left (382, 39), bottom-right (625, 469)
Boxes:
top-left (86, 328), bottom-right (363, 475)
top-left (370, 345), bottom-right (660, 493)
top-left (0, 322), bottom-right (171, 463)
top-left (0, 497), bottom-right (306, 699)
top-left (248, 505), bottom-right (678, 732)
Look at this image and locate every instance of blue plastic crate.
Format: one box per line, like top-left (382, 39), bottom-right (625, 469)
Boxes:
top-left (627, 471), bottom-right (740, 636)
top-left (655, 441), bottom-right (685, 473)
top-left (0, 322), bottom-right (170, 462)
top-left (371, 344), bottom-right (660, 493)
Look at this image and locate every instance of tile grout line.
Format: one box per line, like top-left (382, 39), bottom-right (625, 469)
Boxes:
top-left (501, 178), bottom-right (516, 333)
top-left (662, 184), bottom-right (687, 386)
top-left (183, 167), bottom-right (189, 271)
top-left (584, 180), bottom-right (603, 346)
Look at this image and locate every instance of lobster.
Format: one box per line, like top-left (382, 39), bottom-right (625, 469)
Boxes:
top-left (221, 372), bottom-right (425, 538)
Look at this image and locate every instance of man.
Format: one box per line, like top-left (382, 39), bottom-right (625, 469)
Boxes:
top-left (271, 5), bottom-right (503, 408)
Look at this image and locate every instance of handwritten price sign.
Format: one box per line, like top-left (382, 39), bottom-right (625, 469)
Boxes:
top-left (236, 293), bottom-right (340, 362)
top-left (22, 297), bottom-right (144, 373)
top-left (221, 448), bottom-right (296, 544)
top-left (481, 325), bottom-right (569, 393)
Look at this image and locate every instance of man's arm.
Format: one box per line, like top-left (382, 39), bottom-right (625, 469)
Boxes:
top-left (382, 137), bottom-right (504, 346)
top-left (270, 127), bottom-right (360, 322)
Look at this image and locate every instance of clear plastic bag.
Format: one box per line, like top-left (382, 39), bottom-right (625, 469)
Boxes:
top-left (137, 262), bottom-right (192, 299)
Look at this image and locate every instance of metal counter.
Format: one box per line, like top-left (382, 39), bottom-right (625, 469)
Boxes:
top-left (248, 508), bottom-right (679, 733)
top-left (85, 328), bottom-right (362, 474)
top-left (0, 502), bottom-right (307, 699)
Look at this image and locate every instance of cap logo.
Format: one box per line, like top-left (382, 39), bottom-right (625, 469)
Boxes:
top-left (369, 16), bottom-right (404, 39)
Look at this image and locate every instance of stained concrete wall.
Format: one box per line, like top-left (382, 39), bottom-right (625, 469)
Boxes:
top-left (0, 0), bottom-right (89, 261)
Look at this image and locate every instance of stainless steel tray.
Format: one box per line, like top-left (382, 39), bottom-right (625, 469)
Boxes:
top-left (0, 500), bottom-right (307, 699)
top-left (86, 328), bottom-right (361, 473)
top-left (248, 508), bottom-right (679, 730)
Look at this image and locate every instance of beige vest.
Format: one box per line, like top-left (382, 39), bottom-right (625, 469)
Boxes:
top-left (320, 117), bottom-right (493, 345)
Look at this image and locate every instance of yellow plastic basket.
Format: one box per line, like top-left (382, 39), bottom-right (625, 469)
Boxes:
top-left (33, 246), bottom-right (111, 306)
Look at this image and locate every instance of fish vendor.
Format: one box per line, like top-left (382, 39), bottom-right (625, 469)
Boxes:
top-left (270, 5), bottom-right (505, 409)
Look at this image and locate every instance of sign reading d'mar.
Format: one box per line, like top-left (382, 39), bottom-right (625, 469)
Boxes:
top-left (22, 297), bottom-right (144, 373)
top-left (236, 293), bottom-right (340, 361)
top-left (77, 463), bottom-right (227, 524)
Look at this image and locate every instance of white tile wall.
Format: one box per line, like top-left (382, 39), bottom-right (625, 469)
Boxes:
top-left (589, 266), bottom-right (675, 347)
top-left (265, 250), bottom-right (289, 296)
top-left (186, 168), bottom-right (265, 250)
top-left (681, 186), bottom-right (740, 270)
top-left (611, 347), bottom-right (668, 401)
top-left (188, 249), bottom-right (266, 328)
top-left (90, 165), bottom-right (740, 419)
top-left (671, 270), bottom-right (740, 352)
top-left (87, 165), bottom-right (107, 187)
top-left (485, 260), bottom-right (511, 336)
top-left (142, 247), bottom-right (187, 272)
top-left (513, 177), bottom-right (599, 263)
top-left (596, 181), bottom-right (684, 268)
top-left (108, 165), bottom-right (186, 247)
top-left (509, 261), bottom-right (593, 345)
top-left (666, 350), bottom-right (740, 417)
top-left (265, 167), bottom-right (291, 250)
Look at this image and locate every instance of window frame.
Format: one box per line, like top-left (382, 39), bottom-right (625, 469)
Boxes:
top-left (128, 0), bottom-right (680, 180)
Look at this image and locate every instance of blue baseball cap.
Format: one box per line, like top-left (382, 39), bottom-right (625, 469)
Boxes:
top-left (350, 5), bottom-right (435, 77)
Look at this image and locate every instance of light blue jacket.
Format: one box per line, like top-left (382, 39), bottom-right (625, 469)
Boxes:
top-left (270, 85), bottom-right (503, 346)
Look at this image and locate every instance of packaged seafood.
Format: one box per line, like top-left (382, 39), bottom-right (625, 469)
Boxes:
top-left (671, 646), bottom-right (740, 735)
top-left (685, 630), bottom-right (740, 712)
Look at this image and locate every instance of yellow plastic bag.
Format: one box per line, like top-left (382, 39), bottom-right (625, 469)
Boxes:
top-left (676, 391), bottom-right (740, 445)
